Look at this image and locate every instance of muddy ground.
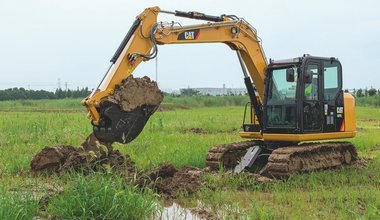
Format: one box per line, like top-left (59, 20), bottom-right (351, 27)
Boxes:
top-left (31, 139), bottom-right (205, 198)
top-left (31, 137), bottom-right (276, 199)
top-left (182, 127), bottom-right (239, 135)
top-left (30, 133), bottom-right (136, 175)
top-left (138, 163), bottom-right (205, 198)
top-left (31, 138), bottom-right (369, 200)
top-left (107, 75), bottom-right (163, 112)
top-left (30, 75), bottom-right (202, 198)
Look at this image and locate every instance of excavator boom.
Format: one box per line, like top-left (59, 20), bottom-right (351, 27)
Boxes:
top-left (83, 6), bottom-right (267, 143)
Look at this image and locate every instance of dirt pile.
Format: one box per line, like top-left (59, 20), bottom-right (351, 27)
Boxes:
top-left (108, 75), bottom-right (164, 112)
top-left (138, 163), bottom-right (204, 198)
top-left (31, 134), bottom-right (136, 175)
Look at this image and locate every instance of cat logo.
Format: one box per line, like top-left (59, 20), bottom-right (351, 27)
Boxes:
top-left (185, 31), bottom-right (195, 39)
top-left (177, 29), bottom-right (200, 40)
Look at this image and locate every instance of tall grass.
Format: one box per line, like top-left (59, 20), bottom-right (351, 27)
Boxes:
top-left (163, 95), bottom-right (249, 108)
top-left (0, 188), bottom-right (39, 220)
top-left (356, 96), bottom-right (380, 107)
top-left (194, 159), bottom-right (380, 219)
top-left (47, 174), bottom-right (158, 219)
top-left (0, 95), bottom-right (250, 111)
top-left (0, 98), bottom-right (83, 111)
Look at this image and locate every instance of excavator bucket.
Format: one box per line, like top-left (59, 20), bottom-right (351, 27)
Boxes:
top-left (93, 102), bottom-right (158, 144)
top-left (91, 75), bottom-right (164, 144)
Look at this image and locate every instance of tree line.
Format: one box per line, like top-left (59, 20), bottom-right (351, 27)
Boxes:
top-left (0, 87), bottom-right (90, 101)
top-left (0, 87), bottom-right (378, 101)
top-left (351, 88), bottom-right (379, 97)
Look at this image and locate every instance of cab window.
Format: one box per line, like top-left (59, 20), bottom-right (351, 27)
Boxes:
top-left (323, 61), bottom-right (341, 101)
top-left (304, 64), bottom-right (319, 101)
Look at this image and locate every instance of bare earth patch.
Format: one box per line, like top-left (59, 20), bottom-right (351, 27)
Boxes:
top-left (138, 163), bottom-right (204, 198)
top-left (31, 133), bottom-right (136, 175)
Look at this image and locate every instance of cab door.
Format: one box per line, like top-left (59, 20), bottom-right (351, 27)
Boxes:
top-left (322, 60), bottom-right (344, 132)
top-left (302, 61), bottom-right (323, 132)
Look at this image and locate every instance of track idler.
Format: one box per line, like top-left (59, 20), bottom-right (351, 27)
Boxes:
top-left (93, 102), bottom-right (158, 144)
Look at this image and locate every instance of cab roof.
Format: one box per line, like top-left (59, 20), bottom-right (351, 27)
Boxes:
top-left (268, 54), bottom-right (338, 67)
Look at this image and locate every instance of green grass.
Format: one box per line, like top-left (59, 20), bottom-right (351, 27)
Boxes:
top-left (0, 188), bottom-right (39, 220)
top-left (47, 174), bottom-right (158, 220)
top-left (0, 94), bottom-right (377, 112)
top-left (0, 97), bottom-right (379, 219)
top-left (356, 95), bottom-right (380, 107)
top-left (0, 96), bottom-right (250, 112)
top-left (190, 158), bottom-right (380, 219)
top-left (0, 98), bottom-right (84, 111)
top-left (163, 95), bottom-right (249, 108)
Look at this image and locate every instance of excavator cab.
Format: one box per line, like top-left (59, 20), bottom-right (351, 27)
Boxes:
top-left (241, 55), bottom-right (356, 142)
top-left (233, 55), bottom-right (357, 175)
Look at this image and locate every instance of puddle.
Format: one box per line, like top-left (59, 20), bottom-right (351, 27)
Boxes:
top-left (156, 202), bottom-right (203, 220)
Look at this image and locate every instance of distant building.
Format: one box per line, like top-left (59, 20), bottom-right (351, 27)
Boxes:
top-left (182, 87), bottom-right (247, 96)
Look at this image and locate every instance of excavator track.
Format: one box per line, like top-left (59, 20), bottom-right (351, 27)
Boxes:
top-left (206, 140), bottom-right (263, 170)
top-left (262, 142), bottom-right (358, 178)
top-left (206, 141), bottom-right (358, 178)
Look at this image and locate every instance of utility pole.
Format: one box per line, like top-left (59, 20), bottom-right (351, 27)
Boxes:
top-left (58, 78), bottom-right (61, 90)
top-left (65, 82), bottom-right (68, 91)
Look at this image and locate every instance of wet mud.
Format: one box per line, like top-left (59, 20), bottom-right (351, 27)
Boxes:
top-left (31, 134), bottom-right (136, 175)
top-left (138, 163), bottom-right (204, 198)
top-left (108, 75), bottom-right (164, 112)
top-left (31, 139), bottom-right (203, 198)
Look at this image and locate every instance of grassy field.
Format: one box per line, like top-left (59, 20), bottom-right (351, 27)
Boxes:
top-left (0, 97), bottom-right (379, 219)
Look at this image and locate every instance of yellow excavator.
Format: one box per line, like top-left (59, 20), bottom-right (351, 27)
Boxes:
top-left (82, 6), bottom-right (357, 177)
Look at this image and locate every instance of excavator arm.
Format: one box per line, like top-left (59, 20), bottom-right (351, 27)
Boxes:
top-left (83, 6), bottom-right (267, 143)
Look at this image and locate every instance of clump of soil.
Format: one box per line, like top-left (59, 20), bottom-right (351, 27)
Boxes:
top-left (31, 134), bottom-right (136, 175)
top-left (30, 146), bottom-right (76, 173)
top-left (183, 127), bottom-right (207, 134)
top-left (182, 127), bottom-right (239, 135)
top-left (353, 157), bottom-right (371, 168)
top-left (108, 75), bottom-right (164, 112)
top-left (156, 167), bottom-right (203, 197)
top-left (138, 163), bottom-right (204, 198)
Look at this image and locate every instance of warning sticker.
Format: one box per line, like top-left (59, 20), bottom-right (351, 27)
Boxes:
top-left (337, 107), bottom-right (344, 114)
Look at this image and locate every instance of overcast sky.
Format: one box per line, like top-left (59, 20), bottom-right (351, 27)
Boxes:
top-left (0, 0), bottom-right (379, 91)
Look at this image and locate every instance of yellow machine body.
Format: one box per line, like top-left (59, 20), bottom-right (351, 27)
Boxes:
top-left (83, 6), bottom-right (356, 144)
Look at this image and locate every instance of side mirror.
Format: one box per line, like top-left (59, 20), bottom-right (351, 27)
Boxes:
top-left (304, 70), bottom-right (312, 84)
top-left (286, 68), bottom-right (295, 82)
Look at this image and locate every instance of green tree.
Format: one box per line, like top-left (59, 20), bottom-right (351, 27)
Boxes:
top-left (180, 88), bottom-right (200, 96)
top-left (356, 89), bottom-right (364, 97)
top-left (368, 88), bottom-right (377, 96)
